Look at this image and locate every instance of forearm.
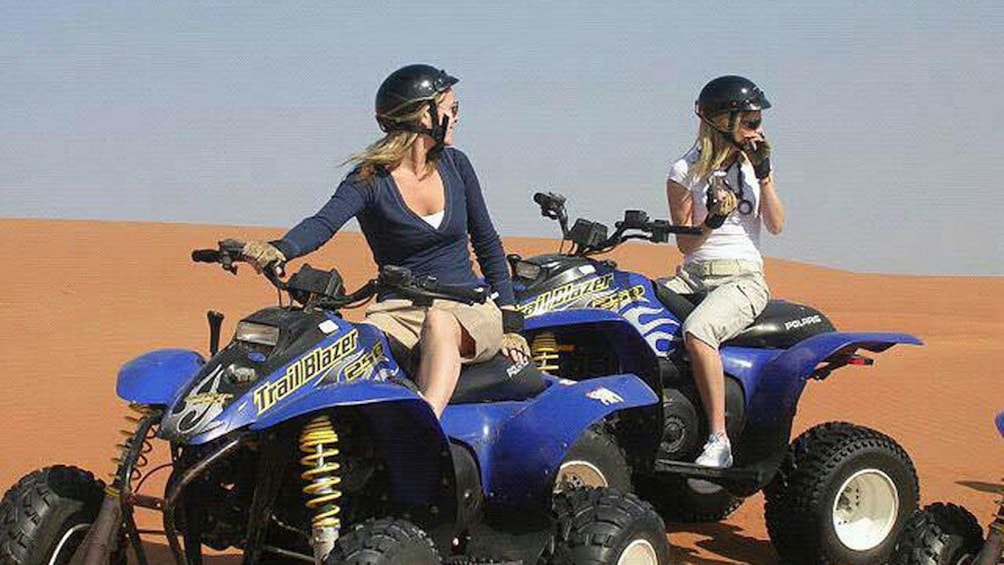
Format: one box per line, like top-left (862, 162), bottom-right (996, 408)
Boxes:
top-left (675, 226), bottom-right (713, 255)
top-left (473, 234), bottom-right (516, 306)
top-left (759, 175), bottom-right (785, 235)
top-left (276, 182), bottom-right (368, 259)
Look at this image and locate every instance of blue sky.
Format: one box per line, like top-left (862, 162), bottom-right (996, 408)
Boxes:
top-left (2, 2), bottom-right (1001, 274)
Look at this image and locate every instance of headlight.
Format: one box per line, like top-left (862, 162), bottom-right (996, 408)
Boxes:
top-left (514, 261), bottom-right (542, 281)
top-left (235, 321), bottom-right (279, 346)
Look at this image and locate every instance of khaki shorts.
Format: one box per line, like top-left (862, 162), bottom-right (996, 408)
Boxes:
top-left (659, 260), bottom-right (770, 349)
top-left (363, 298), bottom-right (503, 364)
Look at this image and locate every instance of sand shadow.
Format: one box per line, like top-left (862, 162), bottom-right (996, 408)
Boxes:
top-left (128, 542), bottom-right (240, 564)
top-left (133, 530), bottom-right (775, 565)
top-left (667, 522), bottom-right (780, 565)
top-left (957, 479), bottom-right (1001, 495)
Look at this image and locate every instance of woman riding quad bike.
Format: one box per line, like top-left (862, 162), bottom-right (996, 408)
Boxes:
top-left (0, 241), bottom-right (673, 564)
top-left (509, 192), bottom-right (922, 565)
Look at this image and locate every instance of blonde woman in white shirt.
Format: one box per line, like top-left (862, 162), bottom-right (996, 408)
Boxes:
top-left (663, 76), bottom-right (786, 489)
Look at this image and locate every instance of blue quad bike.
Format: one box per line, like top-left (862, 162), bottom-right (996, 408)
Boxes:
top-left (0, 240), bottom-right (674, 564)
top-left (505, 192), bottom-right (925, 565)
top-left (890, 411), bottom-right (1004, 565)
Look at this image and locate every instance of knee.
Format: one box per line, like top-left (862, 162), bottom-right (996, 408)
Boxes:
top-left (422, 309), bottom-right (461, 341)
top-left (683, 328), bottom-right (717, 353)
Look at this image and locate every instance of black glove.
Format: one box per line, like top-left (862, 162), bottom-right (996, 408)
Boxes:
top-left (704, 189), bottom-right (737, 229)
top-left (744, 137), bottom-right (772, 179)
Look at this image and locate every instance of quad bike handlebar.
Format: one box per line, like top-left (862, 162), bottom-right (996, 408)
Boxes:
top-left (191, 240), bottom-right (487, 309)
top-left (532, 191), bottom-right (702, 257)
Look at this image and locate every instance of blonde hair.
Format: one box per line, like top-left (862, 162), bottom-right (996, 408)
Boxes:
top-left (345, 92), bottom-right (448, 181)
top-left (687, 113), bottom-right (748, 185)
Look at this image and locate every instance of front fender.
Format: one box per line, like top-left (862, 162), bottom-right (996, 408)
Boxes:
top-left (252, 381), bottom-right (451, 509)
top-left (485, 374), bottom-right (656, 509)
top-left (117, 349), bottom-right (205, 405)
top-left (748, 332), bottom-right (922, 425)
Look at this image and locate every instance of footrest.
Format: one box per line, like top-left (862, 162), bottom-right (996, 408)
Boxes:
top-left (652, 459), bottom-right (764, 484)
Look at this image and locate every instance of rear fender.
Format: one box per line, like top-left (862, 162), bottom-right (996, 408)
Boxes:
top-left (117, 349), bottom-right (205, 405)
top-left (480, 374), bottom-right (656, 509)
top-left (747, 332), bottom-right (922, 426)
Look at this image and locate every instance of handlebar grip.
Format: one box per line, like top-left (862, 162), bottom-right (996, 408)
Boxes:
top-left (533, 191), bottom-right (566, 208)
top-left (192, 249), bottom-right (221, 263)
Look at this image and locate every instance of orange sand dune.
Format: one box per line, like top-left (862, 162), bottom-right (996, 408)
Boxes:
top-left (1, 219), bottom-right (1001, 564)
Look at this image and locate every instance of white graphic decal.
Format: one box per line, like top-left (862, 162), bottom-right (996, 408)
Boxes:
top-left (586, 387), bottom-right (624, 406)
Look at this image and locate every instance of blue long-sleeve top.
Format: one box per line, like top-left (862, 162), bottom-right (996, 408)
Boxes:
top-left (274, 147), bottom-right (515, 306)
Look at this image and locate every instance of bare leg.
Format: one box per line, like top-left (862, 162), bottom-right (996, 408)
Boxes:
top-left (686, 332), bottom-right (727, 437)
top-left (415, 309), bottom-right (464, 419)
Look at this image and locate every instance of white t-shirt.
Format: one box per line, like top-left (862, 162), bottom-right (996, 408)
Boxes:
top-left (668, 148), bottom-right (763, 267)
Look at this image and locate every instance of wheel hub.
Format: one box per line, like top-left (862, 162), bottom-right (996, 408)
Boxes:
top-left (831, 468), bottom-right (900, 551)
top-left (617, 539), bottom-right (659, 565)
top-left (554, 460), bottom-right (607, 493)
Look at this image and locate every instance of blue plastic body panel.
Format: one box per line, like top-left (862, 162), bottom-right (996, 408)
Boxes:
top-left (746, 331), bottom-right (923, 425)
top-left (442, 373), bottom-right (657, 509)
top-left (117, 349), bottom-right (205, 405)
top-left (996, 411), bottom-right (1004, 439)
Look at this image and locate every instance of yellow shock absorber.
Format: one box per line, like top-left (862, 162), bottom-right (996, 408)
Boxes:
top-left (531, 332), bottom-right (562, 374)
top-left (109, 403), bottom-right (157, 492)
top-left (300, 415), bottom-right (342, 561)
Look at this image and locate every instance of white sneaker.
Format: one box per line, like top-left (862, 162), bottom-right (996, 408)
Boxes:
top-left (687, 433), bottom-right (733, 494)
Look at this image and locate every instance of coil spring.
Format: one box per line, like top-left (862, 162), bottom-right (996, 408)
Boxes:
top-left (300, 415), bottom-right (342, 531)
top-left (531, 333), bottom-right (562, 373)
top-left (109, 403), bottom-right (157, 487)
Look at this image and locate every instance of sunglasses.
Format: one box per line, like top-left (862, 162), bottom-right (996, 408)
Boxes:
top-left (741, 118), bottom-right (762, 130)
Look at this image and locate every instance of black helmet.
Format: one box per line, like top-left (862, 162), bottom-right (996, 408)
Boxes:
top-left (696, 75), bottom-right (771, 118)
top-left (375, 64), bottom-right (458, 128)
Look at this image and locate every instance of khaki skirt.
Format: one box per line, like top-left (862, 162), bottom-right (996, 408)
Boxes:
top-left (363, 298), bottom-right (503, 364)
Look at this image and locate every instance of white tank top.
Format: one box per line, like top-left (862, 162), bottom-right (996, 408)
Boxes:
top-left (668, 148), bottom-right (763, 267)
top-left (421, 210), bottom-right (445, 229)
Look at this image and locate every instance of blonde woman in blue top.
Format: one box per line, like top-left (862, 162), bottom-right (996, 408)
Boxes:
top-left (242, 64), bottom-right (530, 419)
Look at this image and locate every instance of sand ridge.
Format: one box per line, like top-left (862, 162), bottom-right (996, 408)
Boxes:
top-left (0, 219), bottom-right (1000, 564)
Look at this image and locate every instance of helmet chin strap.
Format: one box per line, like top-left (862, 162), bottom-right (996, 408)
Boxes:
top-left (378, 99), bottom-right (450, 159)
top-left (696, 109), bottom-right (748, 152)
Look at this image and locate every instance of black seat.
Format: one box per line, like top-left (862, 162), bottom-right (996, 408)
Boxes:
top-left (388, 336), bottom-right (549, 404)
top-left (449, 355), bottom-right (550, 404)
top-left (653, 282), bottom-right (835, 349)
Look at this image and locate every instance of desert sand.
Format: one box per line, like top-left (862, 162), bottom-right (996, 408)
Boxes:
top-left (1, 219), bottom-right (1001, 564)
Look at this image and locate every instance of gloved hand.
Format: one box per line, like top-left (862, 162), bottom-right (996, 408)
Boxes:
top-left (242, 241), bottom-right (286, 273)
top-left (704, 189), bottom-right (738, 229)
top-left (744, 136), bottom-right (772, 179)
top-left (500, 333), bottom-right (531, 365)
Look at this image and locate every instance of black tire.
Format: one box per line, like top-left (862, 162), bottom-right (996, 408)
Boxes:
top-left (890, 503), bottom-right (984, 565)
top-left (550, 487), bottom-right (672, 564)
top-left (764, 422), bottom-right (919, 565)
top-left (636, 475), bottom-right (744, 523)
top-left (554, 426), bottom-right (632, 494)
top-left (325, 517), bottom-right (440, 565)
top-left (0, 465), bottom-right (127, 565)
